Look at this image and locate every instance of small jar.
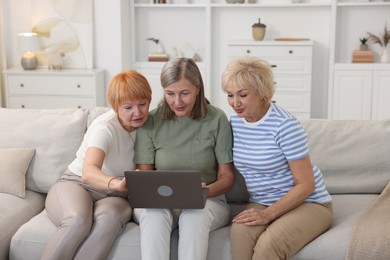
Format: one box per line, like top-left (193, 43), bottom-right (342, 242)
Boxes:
top-left (252, 18), bottom-right (266, 41)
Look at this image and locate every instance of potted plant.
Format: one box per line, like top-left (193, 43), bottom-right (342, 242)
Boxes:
top-left (359, 37), bottom-right (368, 50)
top-left (367, 24), bottom-right (390, 63)
top-left (146, 37), bottom-right (164, 54)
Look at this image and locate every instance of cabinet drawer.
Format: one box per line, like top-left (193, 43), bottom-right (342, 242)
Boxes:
top-left (267, 59), bottom-right (312, 74)
top-left (273, 92), bottom-right (311, 114)
top-left (7, 76), bottom-right (94, 95)
top-left (274, 75), bottom-right (311, 92)
top-left (7, 96), bottom-right (94, 109)
top-left (228, 45), bottom-right (312, 58)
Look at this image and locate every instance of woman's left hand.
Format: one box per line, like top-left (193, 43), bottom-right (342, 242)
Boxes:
top-left (232, 208), bottom-right (273, 226)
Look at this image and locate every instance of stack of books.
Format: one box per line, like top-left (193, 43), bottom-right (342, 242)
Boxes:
top-left (148, 53), bottom-right (169, 62)
top-left (352, 50), bottom-right (374, 63)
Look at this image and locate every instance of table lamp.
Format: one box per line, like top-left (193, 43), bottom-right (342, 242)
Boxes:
top-left (18, 32), bottom-right (41, 70)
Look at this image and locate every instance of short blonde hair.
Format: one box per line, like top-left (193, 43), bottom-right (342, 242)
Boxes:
top-left (106, 70), bottom-right (152, 112)
top-left (221, 56), bottom-right (275, 102)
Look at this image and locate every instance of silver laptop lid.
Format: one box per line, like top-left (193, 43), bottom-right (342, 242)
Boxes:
top-left (125, 170), bottom-right (208, 209)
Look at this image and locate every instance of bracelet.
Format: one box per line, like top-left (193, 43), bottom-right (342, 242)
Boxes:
top-left (107, 177), bottom-right (116, 191)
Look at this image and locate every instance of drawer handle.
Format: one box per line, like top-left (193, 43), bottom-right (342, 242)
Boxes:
top-left (271, 64), bottom-right (277, 68)
top-left (20, 84), bottom-right (24, 87)
top-left (77, 84), bottom-right (81, 88)
top-left (21, 105), bottom-right (25, 108)
top-left (77, 106), bottom-right (82, 109)
top-left (246, 49), bottom-right (251, 54)
top-left (289, 50), bottom-right (293, 54)
top-left (272, 100), bottom-right (276, 104)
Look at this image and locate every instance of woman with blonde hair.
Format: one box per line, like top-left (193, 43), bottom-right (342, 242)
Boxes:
top-left (222, 56), bottom-right (332, 260)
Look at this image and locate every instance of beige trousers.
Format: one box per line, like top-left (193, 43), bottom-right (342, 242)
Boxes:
top-left (41, 171), bottom-right (132, 260)
top-left (230, 202), bottom-right (333, 260)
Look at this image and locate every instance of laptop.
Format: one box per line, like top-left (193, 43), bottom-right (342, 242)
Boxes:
top-left (125, 170), bottom-right (209, 209)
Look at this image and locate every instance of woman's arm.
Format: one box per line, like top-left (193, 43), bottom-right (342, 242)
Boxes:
top-left (233, 156), bottom-right (315, 226)
top-left (81, 147), bottom-right (127, 192)
top-left (205, 162), bottom-right (235, 198)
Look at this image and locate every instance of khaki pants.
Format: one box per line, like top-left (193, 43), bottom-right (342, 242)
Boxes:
top-left (41, 171), bottom-right (132, 260)
top-left (230, 202), bottom-right (333, 260)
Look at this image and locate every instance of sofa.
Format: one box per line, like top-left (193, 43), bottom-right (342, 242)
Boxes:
top-left (1, 107), bottom-right (390, 260)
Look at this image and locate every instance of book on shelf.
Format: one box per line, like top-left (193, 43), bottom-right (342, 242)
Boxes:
top-left (148, 53), bottom-right (169, 62)
top-left (352, 50), bottom-right (374, 63)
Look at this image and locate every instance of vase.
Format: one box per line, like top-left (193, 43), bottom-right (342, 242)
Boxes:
top-left (252, 18), bottom-right (266, 41)
top-left (380, 47), bottom-right (389, 63)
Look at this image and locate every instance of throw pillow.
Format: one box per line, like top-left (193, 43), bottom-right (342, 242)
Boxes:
top-left (0, 148), bottom-right (35, 198)
top-left (0, 108), bottom-right (88, 193)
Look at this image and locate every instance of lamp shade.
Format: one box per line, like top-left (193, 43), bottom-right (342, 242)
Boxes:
top-left (18, 33), bottom-right (41, 52)
top-left (18, 32), bottom-right (41, 70)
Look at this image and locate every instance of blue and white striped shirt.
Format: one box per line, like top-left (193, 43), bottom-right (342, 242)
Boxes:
top-left (231, 104), bottom-right (332, 206)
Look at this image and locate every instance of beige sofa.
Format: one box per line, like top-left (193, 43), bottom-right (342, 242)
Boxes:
top-left (1, 107), bottom-right (390, 260)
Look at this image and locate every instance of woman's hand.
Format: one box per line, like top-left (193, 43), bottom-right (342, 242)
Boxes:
top-left (232, 208), bottom-right (273, 226)
top-left (109, 177), bottom-right (128, 192)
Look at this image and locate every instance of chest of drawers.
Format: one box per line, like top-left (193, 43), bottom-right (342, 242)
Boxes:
top-left (3, 69), bottom-right (105, 109)
top-left (227, 40), bottom-right (313, 119)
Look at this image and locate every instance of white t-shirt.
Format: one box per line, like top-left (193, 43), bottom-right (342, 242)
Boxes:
top-left (68, 110), bottom-right (136, 177)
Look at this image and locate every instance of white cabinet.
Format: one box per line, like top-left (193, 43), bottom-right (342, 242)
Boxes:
top-left (330, 64), bottom-right (390, 120)
top-left (3, 69), bottom-right (105, 109)
top-left (372, 71), bottom-right (390, 120)
top-left (328, 1), bottom-right (390, 119)
top-left (227, 40), bottom-right (313, 119)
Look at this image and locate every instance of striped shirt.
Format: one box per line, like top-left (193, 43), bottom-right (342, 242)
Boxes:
top-left (231, 104), bottom-right (332, 206)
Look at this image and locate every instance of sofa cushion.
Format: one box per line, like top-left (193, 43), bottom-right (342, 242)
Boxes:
top-left (0, 108), bottom-right (89, 193)
top-left (301, 119), bottom-right (390, 194)
top-left (225, 166), bottom-right (250, 203)
top-left (88, 106), bottom-right (111, 126)
top-left (0, 148), bottom-right (35, 198)
top-left (10, 210), bottom-right (143, 260)
top-left (0, 190), bottom-right (45, 260)
top-left (292, 194), bottom-right (379, 260)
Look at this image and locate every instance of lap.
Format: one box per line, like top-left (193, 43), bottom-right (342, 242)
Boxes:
top-left (45, 180), bottom-right (93, 226)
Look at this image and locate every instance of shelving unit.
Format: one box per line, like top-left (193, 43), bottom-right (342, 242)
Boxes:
top-left (328, 0), bottom-right (390, 119)
top-left (130, 0), bottom-right (390, 119)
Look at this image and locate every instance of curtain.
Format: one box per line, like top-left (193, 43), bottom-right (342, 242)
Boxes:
top-left (0, 1), bottom-right (6, 107)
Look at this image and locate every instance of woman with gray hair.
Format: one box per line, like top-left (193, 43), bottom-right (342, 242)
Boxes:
top-left (134, 57), bottom-right (235, 260)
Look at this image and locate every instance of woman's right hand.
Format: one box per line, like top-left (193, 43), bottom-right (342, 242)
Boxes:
top-left (109, 177), bottom-right (128, 192)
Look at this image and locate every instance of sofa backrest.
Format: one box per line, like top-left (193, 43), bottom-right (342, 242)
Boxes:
top-left (301, 119), bottom-right (390, 194)
top-left (0, 108), bottom-right (89, 193)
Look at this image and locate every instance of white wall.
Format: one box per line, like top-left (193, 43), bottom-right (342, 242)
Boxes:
top-left (2, 0), bottom-right (33, 69)
top-left (94, 0), bottom-right (130, 95)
